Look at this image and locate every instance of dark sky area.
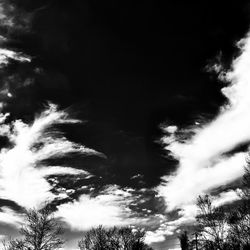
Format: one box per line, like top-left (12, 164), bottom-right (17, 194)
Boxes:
top-left (1, 1), bottom-right (250, 248)
top-left (9, 0), bottom-right (248, 187)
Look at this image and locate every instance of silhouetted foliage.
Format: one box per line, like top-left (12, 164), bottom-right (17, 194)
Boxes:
top-left (244, 156), bottom-right (250, 196)
top-left (2, 206), bottom-right (64, 250)
top-left (78, 225), bottom-right (154, 250)
top-left (195, 195), bottom-right (229, 250)
top-left (187, 162), bottom-right (250, 250)
top-left (178, 231), bottom-right (189, 250)
top-left (226, 160), bottom-right (250, 249)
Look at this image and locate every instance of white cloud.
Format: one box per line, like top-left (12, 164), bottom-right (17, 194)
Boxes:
top-left (144, 217), bottom-right (180, 245)
top-left (0, 0), bottom-right (32, 83)
top-left (158, 153), bottom-right (245, 210)
top-left (0, 207), bottom-right (23, 226)
top-left (157, 31), bottom-right (250, 226)
top-left (0, 0), bottom-right (33, 105)
top-left (0, 2), bottom-right (14, 28)
top-left (0, 103), bottom-right (101, 209)
top-left (56, 185), bottom-right (149, 231)
top-left (212, 189), bottom-right (241, 207)
top-left (56, 185), bottom-right (175, 247)
top-left (0, 48), bottom-right (31, 67)
top-left (152, 190), bottom-right (241, 240)
top-left (145, 230), bottom-right (166, 244)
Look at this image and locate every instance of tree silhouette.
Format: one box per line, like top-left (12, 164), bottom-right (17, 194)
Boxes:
top-left (178, 231), bottom-right (189, 250)
top-left (226, 160), bottom-right (250, 249)
top-left (195, 195), bottom-right (229, 250)
top-left (177, 154), bottom-right (250, 250)
top-left (3, 206), bottom-right (64, 250)
top-left (78, 225), bottom-right (154, 250)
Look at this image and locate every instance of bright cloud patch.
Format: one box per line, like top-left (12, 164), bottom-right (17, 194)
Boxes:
top-left (0, 103), bottom-right (101, 209)
top-left (0, 0), bottom-right (31, 68)
top-left (0, 0), bottom-right (31, 31)
top-left (158, 32), bottom-right (250, 216)
top-left (0, 207), bottom-right (23, 226)
top-left (56, 185), bottom-right (149, 231)
top-left (154, 189), bottom-right (241, 240)
top-left (158, 153), bottom-right (245, 210)
top-left (0, 48), bottom-right (31, 67)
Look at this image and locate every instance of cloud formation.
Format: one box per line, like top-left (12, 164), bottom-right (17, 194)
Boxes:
top-left (0, 0), bottom-right (31, 64)
top-left (0, 48), bottom-right (31, 67)
top-left (158, 32), bottom-right (250, 212)
top-left (0, 206), bottom-right (23, 226)
top-left (0, 0), bottom-right (31, 31)
top-left (0, 0), bottom-right (33, 112)
top-left (56, 185), bottom-right (149, 230)
top-left (0, 103), bottom-right (100, 209)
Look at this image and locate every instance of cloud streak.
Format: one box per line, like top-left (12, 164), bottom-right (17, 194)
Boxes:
top-left (0, 103), bottom-right (101, 209)
top-left (158, 31), bottom-right (250, 212)
top-left (0, 206), bottom-right (23, 226)
top-left (56, 185), bottom-right (147, 230)
top-left (0, 48), bottom-right (31, 67)
top-left (0, 0), bottom-right (31, 66)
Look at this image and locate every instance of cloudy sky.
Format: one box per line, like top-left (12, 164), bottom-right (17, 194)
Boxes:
top-left (0, 0), bottom-right (250, 249)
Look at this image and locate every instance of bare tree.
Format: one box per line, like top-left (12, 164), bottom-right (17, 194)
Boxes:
top-left (226, 160), bottom-right (250, 249)
top-left (227, 204), bottom-right (250, 249)
top-left (242, 156), bottom-right (250, 199)
top-left (189, 156), bottom-right (250, 250)
top-left (2, 239), bottom-right (26, 250)
top-left (78, 225), bottom-right (153, 250)
top-left (3, 206), bottom-right (64, 250)
top-left (196, 195), bottom-right (229, 250)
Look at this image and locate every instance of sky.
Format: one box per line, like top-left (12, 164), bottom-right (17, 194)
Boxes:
top-left (0, 0), bottom-right (250, 249)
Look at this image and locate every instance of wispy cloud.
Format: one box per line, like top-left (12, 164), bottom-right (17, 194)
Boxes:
top-left (0, 1), bottom-right (155, 240)
top-left (0, 103), bottom-right (101, 209)
top-left (0, 0), bottom-right (33, 111)
top-left (158, 32), bottom-right (250, 215)
top-left (0, 0), bottom-right (31, 31)
top-left (0, 207), bottom-right (23, 226)
top-left (0, 0), bottom-right (32, 61)
top-left (151, 189), bottom-right (241, 241)
top-left (158, 153), bottom-right (245, 210)
top-left (0, 48), bottom-right (31, 67)
top-left (56, 185), bottom-right (150, 231)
